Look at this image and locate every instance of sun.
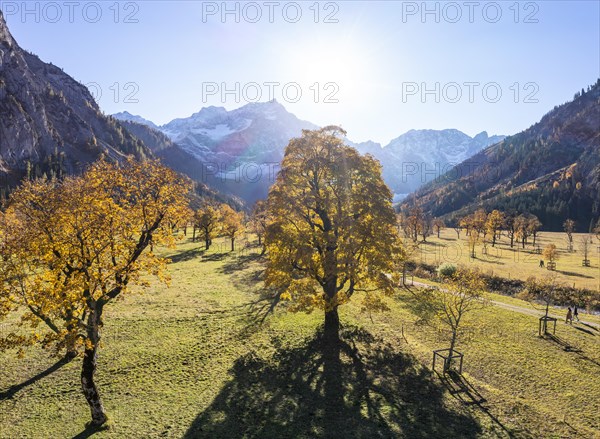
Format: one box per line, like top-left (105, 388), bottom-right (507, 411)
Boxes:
top-left (300, 45), bottom-right (355, 84)
top-left (282, 36), bottom-right (371, 102)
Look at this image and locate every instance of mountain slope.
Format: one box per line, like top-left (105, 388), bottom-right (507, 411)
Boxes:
top-left (117, 107), bottom-right (503, 204)
top-left (110, 119), bottom-right (244, 208)
top-left (115, 101), bottom-right (319, 204)
top-left (0, 12), bottom-right (241, 209)
top-left (401, 80), bottom-right (600, 231)
top-left (0, 10), bottom-right (150, 186)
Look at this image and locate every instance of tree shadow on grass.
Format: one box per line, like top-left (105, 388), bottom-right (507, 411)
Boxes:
top-left (475, 258), bottom-right (505, 266)
top-left (220, 258), bottom-right (265, 296)
top-left (573, 326), bottom-right (595, 336)
top-left (168, 246), bottom-right (206, 264)
top-left (579, 322), bottom-right (598, 332)
top-left (219, 253), bottom-right (263, 275)
top-left (439, 371), bottom-right (516, 438)
top-left (71, 423), bottom-right (109, 439)
top-left (183, 326), bottom-right (481, 438)
top-left (0, 356), bottom-right (71, 401)
top-left (201, 252), bottom-right (229, 262)
top-left (419, 241), bottom-right (444, 248)
top-left (555, 270), bottom-right (594, 279)
top-left (214, 251), bottom-right (283, 328)
top-left (545, 334), bottom-right (600, 368)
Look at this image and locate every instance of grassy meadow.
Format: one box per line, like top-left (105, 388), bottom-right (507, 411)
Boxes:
top-left (0, 235), bottom-right (599, 438)
top-left (412, 229), bottom-right (600, 293)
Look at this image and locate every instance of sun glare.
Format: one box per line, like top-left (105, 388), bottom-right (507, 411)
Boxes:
top-left (283, 37), bottom-right (371, 103)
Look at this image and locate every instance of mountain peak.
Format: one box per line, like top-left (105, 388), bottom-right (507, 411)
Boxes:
top-left (0, 14), bottom-right (150, 183)
top-left (359, 128), bottom-right (505, 198)
top-left (235, 99), bottom-right (287, 115)
top-left (190, 105), bottom-right (227, 120)
top-left (387, 128), bottom-right (471, 148)
top-left (112, 111), bottom-right (158, 129)
top-left (0, 9), bottom-right (16, 49)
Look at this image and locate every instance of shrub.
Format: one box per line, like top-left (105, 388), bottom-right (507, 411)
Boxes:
top-left (437, 263), bottom-right (457, 278)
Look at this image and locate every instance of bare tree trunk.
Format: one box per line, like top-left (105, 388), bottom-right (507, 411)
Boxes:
top-left (231, 238), bottom-right (235, 252)
top-left (541, 302), bottom-right (551, 334)
top-left (324, 306), bottom-right (340, 345)
top-left (81, 307), bottom-right (107, 426)
top-left (445, 330), bottom-right (458, 372)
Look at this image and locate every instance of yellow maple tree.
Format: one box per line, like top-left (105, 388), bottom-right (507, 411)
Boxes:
top-left (264, 126), bottom-right (404, 344)
top-left (0, 158), bottom-right (191, 425)
top-left (220, 204), bottom-right (245, 252)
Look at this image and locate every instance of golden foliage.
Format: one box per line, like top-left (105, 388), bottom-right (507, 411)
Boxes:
top-left (485, 210), bottom-right (504, 238)
top-left (542, 243), bottom-right (559, 262)
top-left (220, 204), bottom-right (245, 240)
top-left (0, 159), bottom-right (191, 355)
top-left (194, 203), bottom-right (221, 246)
top-left (264, 126), bottom-right (404, 315)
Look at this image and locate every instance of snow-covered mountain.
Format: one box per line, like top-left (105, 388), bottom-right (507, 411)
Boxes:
top-left (115, 101), bottom-right (316, 168)
top-left (386, 129), bottom-right (490, 164)
top-left (112, 111), bottom-right (158, 130)
top-left (348, 130), bottom-right (505, 200)
top-left (113, 104), bottom-right (504, 204)
top-left (114, 101), bottom-right (317, 203)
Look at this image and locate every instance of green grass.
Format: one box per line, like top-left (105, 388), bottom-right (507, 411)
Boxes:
top-left (0, 236), bottom-right (598, 438)
top-left (415, 229), bottom-right (600, 292)
top-left (410, 276), bottom-right (600, 325)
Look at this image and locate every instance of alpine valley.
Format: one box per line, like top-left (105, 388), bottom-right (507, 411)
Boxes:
top-left (401, 80), bottom-right (600, 231)
top-left (113, 107), bottom-right (505, 203)
top-left (1, 7), bottom-right (597, 232)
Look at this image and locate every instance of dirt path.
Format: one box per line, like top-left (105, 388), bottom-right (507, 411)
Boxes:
top-left (409, 281), bottom-right (600, 330)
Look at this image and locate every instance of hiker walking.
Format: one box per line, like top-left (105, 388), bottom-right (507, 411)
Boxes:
top-left (573, 306), bottom-right (579, 322)
top-left (539, 260), bottom-right (544, 268)
top-left (566, 307), bottom-right (573, 324)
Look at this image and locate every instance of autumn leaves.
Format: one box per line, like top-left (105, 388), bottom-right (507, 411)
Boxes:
top-left (264, 126), bottom-right (405, 340)
top-left (0, 158), bottom-right (191, 425)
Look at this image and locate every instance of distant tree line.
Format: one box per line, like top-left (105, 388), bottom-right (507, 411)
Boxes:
top-left (399, 206), bottom-right (594, 251)
top-left (398, 207), bottom-right (544, 249)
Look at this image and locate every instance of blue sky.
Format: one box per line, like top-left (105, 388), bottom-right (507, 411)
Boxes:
top-left (2, 1), bottom-right (599, 144)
